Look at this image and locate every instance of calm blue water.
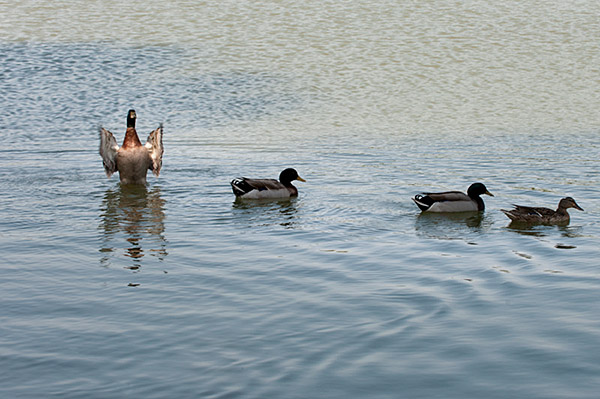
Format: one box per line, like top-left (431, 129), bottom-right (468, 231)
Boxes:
top-left (1, 2), bottom-right (600, 398)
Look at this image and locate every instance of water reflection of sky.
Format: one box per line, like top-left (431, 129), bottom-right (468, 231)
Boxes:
top-left (0, 42), bottom-right (301, 143)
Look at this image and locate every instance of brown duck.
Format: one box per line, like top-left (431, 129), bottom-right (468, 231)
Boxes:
top-left (502, 197), bottom-right (583, 225)
top-left (99, 110), bottom-right (163, 185)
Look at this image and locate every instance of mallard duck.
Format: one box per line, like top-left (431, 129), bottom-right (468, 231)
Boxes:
top-left (231, 168), bottom-right (306, 199)
top-left (501, 197), bottom-right (583, 225)
top-left (99, 109), bottom-right (163, 185)
top-left (412, 182), bottom-right (493, 212)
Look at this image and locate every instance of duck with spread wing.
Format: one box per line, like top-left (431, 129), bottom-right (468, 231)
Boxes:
top-left (99, 110), bottom-right (163, 185)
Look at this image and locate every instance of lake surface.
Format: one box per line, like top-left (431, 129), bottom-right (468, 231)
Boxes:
top-left (1, 1), bottom-right (600, 398)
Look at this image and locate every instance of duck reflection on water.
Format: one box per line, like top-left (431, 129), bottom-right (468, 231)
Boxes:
top-left (505, 221), bottom-right (584, 240)
top-left (99, 184), bottom-right (167, 266)
top-left (231, 197), bottom-right (299, 229)
top-left (414, 211), bottom-right (491, 241)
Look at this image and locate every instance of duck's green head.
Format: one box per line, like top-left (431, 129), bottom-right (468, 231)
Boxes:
top-left (279, 168), bottom-right (306, 185)
top-left (467, 182), bottom-right (493, 198)
top-left (127, 109), bottom-right (137, 128)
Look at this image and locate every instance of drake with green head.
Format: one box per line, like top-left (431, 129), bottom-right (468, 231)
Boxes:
top-left (502, 197), bottom-right (583, 225)
top-left (231, 168), bottom-right (306, 199)
top-left (412, 182), bottom-right (494, 212)
top-left (99, 109), bottom-right (164, 185)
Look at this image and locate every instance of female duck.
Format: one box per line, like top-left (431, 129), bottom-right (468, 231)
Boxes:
top-left (412, 182), bottom-right (493, 212)
top-left (501, 197), bottom-right (583, 225)
top-left (231, 168), bottom-right (306, 199)
top-left (99, 109), bottom-right (163, 185)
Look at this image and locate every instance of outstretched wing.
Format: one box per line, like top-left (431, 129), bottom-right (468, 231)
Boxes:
top-left (145, 124), bottom-right (164, 177)
top-left (99, 127), bottom-right (119, 177)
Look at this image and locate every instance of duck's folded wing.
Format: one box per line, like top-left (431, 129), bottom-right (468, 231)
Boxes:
top-left (424, 191), bottom-right (470, 202)
top-left (243, 178), bottom-right (285, 191)
top-left (512, 205), bottom-right (551, 217)
top-left (99, 127), bottom-right (119, 177)
top-left (145, 124), bottom-right (164, 177)
top-left (231, 177), bottom-right (284, 197)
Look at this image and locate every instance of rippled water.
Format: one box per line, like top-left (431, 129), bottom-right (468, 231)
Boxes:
top-left (1, 1), bottom-right (600, 398)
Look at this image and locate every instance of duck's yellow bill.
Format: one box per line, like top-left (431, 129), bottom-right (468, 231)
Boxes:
top-left (485, 190), bottom-right (494, 197)
top-left (297, 176), bottom-right (306, 182)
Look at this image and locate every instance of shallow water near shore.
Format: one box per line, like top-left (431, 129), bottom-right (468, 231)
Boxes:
top-left (1, 1), bottom-right (600, 398)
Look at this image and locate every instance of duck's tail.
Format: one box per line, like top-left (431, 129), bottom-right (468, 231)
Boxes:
top-left (231, 178), bottom-right (252, 197)
top-left (501, 209), bottom-right (518, 221)
top-left (412, 195), bottom-right (433, 212)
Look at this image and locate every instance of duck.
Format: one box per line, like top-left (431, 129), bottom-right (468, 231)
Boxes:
top-left (99, 109), bottom-right (163, 185)
top-left (412, 182), bottom-right (493, 212)
top-left (231, 168), bottom-right (306, 199)
top-left (501, 197), bottom-right (583, 225)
